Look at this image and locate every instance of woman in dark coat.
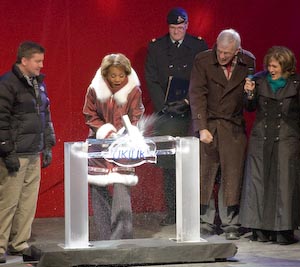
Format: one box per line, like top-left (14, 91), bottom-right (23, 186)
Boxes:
top-left (240, 46), bottom-right (300, 245)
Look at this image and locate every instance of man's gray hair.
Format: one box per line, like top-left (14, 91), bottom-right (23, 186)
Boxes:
top-left (217, 29), bottom-right (241, 49)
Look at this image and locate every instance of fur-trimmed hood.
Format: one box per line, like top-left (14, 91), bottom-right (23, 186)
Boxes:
top-left (89, 68), bottom-right (140, 105)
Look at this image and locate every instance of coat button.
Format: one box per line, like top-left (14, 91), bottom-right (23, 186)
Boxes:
top-left (278, 113), bottom-right (281, 117)
top-left (277, 125), bottom-right (281, 128)
top-left (275, 137), bottom-right (279, 141)
top-left (279, 102), bottom-right (283, 105)
top-left (264, 112), bottom-right (268, 116)
top-left (264, 137), bottom-right (267, 140)
top-left (264, 125), bottom-right (268, 128)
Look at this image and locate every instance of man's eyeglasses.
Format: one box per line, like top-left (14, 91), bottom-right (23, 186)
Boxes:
top-left (169, 25), bottom-right (186, 32)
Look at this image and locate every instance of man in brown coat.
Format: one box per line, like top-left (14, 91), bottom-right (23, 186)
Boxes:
top-left (189, 29), bottom-right (255, 240)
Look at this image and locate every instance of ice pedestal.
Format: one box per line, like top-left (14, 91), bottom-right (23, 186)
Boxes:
top-left (64, 136), bottom-right (201, 248)
top-left (175, 137), bottom-right (201, 242)
top-left (64, 142), bottom-right (89, 248)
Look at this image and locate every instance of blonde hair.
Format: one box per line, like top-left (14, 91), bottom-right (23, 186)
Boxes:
top-left (101, 53), bottom-right (132, 78)
top-left (263, 46), bottom-right (296, 79)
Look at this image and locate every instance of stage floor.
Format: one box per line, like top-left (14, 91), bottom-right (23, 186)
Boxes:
top-left (1, 212), bottom-right (300, 267)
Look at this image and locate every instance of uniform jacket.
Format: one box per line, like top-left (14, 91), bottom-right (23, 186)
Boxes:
top-left (240, 71), bottom-right (300, 230)
top-left (0, 64), bottom-right (55, 157)
top-left (145, 33), bottom-right (208, 113)
top-left (189, 47), bottom-right (255, 206)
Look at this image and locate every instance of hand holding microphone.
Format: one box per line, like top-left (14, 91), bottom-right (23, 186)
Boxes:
top-left (245, 67), bottom-right (255, 99)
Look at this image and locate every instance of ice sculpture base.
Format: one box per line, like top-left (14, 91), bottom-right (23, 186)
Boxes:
top-left (36, 238), bottom-right (237, 267)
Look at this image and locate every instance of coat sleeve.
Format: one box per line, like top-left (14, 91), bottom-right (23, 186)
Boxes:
top-left (243, 75), bottom-right (260, 112)
top-left (43, 84), bottom-right (56, 149)
top-left (82, 86), bottom-right (106, 135)
top-left (127, 87), bottom-right (145, 126)
top-left (145, 42), bottom-right (166, 113)
top-left (188, 53), bottom-right (209, 132)
top-left (243, 91), bottom-right (258, 112)
top-left (0, 79), bottom-right (15, 156)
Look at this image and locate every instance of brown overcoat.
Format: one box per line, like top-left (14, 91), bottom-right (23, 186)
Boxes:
top-left (189, 47), bottom-right (255, 206)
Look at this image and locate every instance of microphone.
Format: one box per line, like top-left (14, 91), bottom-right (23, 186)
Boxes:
top-left (247, 67), bottom-right (255, 98)
top-left (247, 67), bottom-right (254, 79)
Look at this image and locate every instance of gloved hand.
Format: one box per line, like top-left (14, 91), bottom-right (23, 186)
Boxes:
top-left (4, 151), bottom-right (20, 173)
top-left (42, 148), bottom-right (52, 168)
top-left (163, 100), bottom-right (189, 116)
top-left (0, 140), bottom-right (13, 157)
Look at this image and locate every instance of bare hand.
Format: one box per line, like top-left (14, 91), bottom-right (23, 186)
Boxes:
top-left (244, 78), bottom-right (255, 93)
top-left (199, 129), bottom-right (213, 144)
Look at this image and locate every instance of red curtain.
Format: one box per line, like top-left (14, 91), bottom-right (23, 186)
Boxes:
top-left (0, 0), bottom-right (299, 217)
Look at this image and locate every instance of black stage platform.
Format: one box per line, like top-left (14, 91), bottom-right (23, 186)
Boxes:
top-left (34, 238), bottom-right (237, 267)
top-left (3, 217), bottom-right (300, 267)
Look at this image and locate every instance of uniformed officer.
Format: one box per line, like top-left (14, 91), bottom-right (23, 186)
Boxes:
top-left (145, 7), bottom-right (208, 225)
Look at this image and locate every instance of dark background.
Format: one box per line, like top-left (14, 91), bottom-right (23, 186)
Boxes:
top-left (0, 0), bottom-right (298, 217)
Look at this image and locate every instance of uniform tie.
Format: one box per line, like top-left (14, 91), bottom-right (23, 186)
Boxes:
top-left (174, 41), bottom-right (180, 48)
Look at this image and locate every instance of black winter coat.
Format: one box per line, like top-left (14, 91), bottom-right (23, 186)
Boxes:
top-left (240, 71), bottom-right (300, 230)
top-left (0, 64), bottom-right (55, 156)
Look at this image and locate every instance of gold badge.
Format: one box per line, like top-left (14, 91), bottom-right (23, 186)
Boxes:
top-left (177, 16), bottom-right (185, 23)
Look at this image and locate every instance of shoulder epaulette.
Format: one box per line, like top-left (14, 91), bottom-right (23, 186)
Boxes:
top-left (189, 35), bottom-right (203, 41)
top-left (152, 35), bottom-right (165, 42)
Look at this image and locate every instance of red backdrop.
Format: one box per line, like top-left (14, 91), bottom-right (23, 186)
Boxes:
top-left (0, 0), bottom-right (299, 217)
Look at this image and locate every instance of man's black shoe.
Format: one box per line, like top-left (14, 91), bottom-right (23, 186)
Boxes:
top-left (22, 245), bottom-right (42, 262)
top-left (225, 231), bottom-right (240, 240)
top-left (0, 253), bottom-right (6, 264)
